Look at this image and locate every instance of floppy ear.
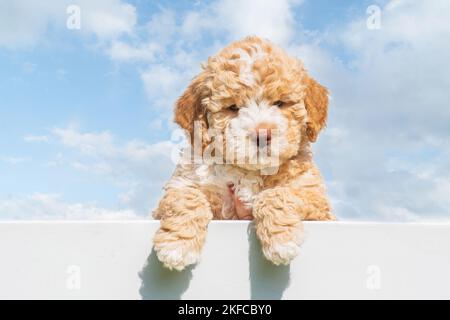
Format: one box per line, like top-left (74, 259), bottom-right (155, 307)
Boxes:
top-left (174, 77), bottom-right (209, 146)
top-left (304, 75), bottom-right (329, 142)
top-left (174, 82), bottom-right (197, 140)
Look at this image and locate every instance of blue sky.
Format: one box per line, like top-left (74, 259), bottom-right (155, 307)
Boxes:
top-left (1, 0), bottom-right (449, 221)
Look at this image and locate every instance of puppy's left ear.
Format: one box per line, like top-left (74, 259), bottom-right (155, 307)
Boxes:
top-left (304, 75), bottom-right (329, 142)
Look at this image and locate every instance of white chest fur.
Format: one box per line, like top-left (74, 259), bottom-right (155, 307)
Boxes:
top-left (166, 162), bottom-right (268, 219)
top-left (196, 164), bottom-right (262, 209)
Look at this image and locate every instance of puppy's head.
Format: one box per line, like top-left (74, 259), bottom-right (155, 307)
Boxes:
top-left (175, 36), bottom-right (328, 170)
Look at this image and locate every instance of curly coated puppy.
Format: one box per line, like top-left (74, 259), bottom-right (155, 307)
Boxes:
top-left (153, 36), bottom-right (336, 271)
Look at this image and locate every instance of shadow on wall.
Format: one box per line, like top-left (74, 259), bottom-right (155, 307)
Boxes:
top-left (247, 225), bottom-right (291, 299)
top-left (138, 224), bottom-right (291, 299)
top-left (139, 249), bottom-right (193, 300)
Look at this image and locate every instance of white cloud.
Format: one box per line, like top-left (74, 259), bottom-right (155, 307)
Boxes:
top-left (179, 11), bottom-right (212, 41)
top-left (107, 41), bottom-right (160, 61)
top-left (0, 0), bottom-right (137, 49)
top-left (51, 125), bottom-right (174, 162)
top-left (82, 0), bottom-right (136, 40)
top-left (212, 0), bottom-right (301, 45)
top-left (343, 0), bottom-right (450, 54)
top-left (24, 135), bottom-right (49, 143)
top-left (178, 0), bottom-right (302, 45)
top-left (146, 8), bottom-right (177, 46)
top-left (140, 64), bottom-right (186, 108)
top-left (0, 1), bottom-right (52, 49)
top-left (0, 156), bottom-right (27, 165)
top-left (302, 0), bottom-right (450, 221)
top-left (52, 126), bottom-right (115, 156)
top-left (106, 9), bottom-right (176, 62)
top-left (0, 193), bottom-right (140, 220)
top-left (50, 125), bottom-right (177, 215)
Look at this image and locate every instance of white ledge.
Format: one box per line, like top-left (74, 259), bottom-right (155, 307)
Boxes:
top-left (0, 221), bottom-right (449, 299)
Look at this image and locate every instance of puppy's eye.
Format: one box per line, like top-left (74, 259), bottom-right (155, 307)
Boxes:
top-left (228, 104), bottom-right (239, 112)
top-left (274, 100), bottom-right (284, 107)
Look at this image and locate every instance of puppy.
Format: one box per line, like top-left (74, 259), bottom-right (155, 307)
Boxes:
top-left (153, 36), bottom-right (335, 271)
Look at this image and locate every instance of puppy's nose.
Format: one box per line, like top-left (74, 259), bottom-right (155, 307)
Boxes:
top-left (254, 124), bottom-right (276, 147)
top-left (256, 129), bottom-right (271, 147)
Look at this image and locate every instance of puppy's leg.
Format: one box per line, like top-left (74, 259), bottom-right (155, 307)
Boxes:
top-left (254, 186), bottom-right (333, 265)
top-left (153, 187), bottom-right (213, 271)
top-left (253, 187), bottom-right (305, 265)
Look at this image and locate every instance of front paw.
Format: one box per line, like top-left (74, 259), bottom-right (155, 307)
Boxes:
top-left (253, 187), bottom-right (305, 265)
top-left (153, 230), bottom-right (202, 271)
top-left (261, 236), bottom-right (304, 265)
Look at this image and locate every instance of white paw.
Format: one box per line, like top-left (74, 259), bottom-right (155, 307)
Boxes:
top-left (262, 241), bottom-right (300, 265)
top-left (262, 227), bottom-right (306, 266)
top-left (154, 242), bottom-right (200, 271)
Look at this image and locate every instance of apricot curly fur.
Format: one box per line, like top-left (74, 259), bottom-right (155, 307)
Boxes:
top-left (153, 36), bottom-right (335, 270)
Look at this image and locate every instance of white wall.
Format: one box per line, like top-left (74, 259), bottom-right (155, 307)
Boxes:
top-left (0, 221), bottom-right (449, 299)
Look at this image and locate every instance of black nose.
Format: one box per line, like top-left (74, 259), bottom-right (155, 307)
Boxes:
top-left (255, 129), bottom-right (272, 147)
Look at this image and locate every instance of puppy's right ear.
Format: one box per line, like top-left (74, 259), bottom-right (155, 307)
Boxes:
top-left (174, 78), bottom-right (201, 143)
